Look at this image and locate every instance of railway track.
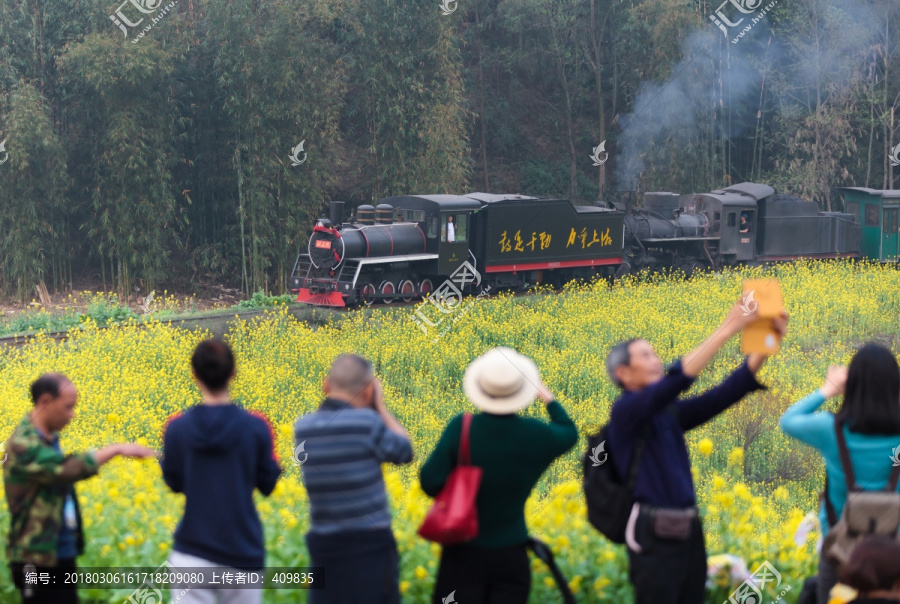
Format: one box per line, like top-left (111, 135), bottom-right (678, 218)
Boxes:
top-left (0, 306), bottom-right (337, 350)
top-left (0, 287), bottom-right (545, 350)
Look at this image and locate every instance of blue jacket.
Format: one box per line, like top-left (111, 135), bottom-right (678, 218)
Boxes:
top-left (608, 359), bottom-right (765, 507)
top-left (780, 390), bottom-right (900, 537)
top-left (162, 403), bottom-right (282, 569)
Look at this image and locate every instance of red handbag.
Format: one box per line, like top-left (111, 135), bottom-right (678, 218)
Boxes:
top-left (418, 413), bottom-right (483, 544)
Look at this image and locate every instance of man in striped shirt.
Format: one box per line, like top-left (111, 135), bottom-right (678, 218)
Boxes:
top-left (294, 354), bottom-right (413, 604)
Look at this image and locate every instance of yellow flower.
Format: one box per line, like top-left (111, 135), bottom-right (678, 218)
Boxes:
top-left (400, 581), bottom-right (410, 595)
top-left (568, 575), bottom-right (583, 592)
top-left (698, 438), bottom-right (714, 456)
top-left (733, 483), bottom-right (751, 500)
top-left (414, 566), bottom-right (428, 580)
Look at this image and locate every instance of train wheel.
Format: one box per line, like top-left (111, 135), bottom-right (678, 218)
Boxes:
top-left (398, 279), bottom-right (416, 303)
top-left (681, 262), bottom-right (704, 279)
top-left (379, 280), bottom-right (396, 304)
top-left (614, 262), bottom-right (631, 279)
top-left (360, 282), bottom-right (376, 306)
top-left (419, 279), bottom-right (434, 298)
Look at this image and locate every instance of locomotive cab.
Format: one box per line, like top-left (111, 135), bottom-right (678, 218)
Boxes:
top-left (689, 183), bottom-right (774, 265)
top-left (721, 202), bottom-right (757, 262)
top-left (438, 211), bottom-right (472, 275)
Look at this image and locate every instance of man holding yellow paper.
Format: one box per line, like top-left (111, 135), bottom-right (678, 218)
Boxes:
top-left (605, 290), bottom-right (788, 604)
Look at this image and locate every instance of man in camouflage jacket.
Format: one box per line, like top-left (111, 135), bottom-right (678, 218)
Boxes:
top-left (3, 373), bottom-right (156, 603)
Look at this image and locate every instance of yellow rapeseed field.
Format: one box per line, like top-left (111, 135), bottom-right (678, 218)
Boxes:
top-left (1, 260), bottom-right (899, 602)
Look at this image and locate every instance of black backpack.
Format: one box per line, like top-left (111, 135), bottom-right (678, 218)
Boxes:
top-left (583, 423), bottom-right (651, 544)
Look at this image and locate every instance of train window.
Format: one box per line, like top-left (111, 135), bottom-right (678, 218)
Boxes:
top-left (726, 213), bottom-right (736, 227)
top-left (455, 214), bottom-right (468, 241)
top-left (739, 212), bottom-right (751, 233)
top-left (426, 217), bottom-right (438, 238)
top-left (866, 205), bottom-right (880, 227)
top-left (441, 214), bottom-right (468, 242)
top-left (399, 209), bottom-right (425, 222)
top-left (714, 212), bottom-right (721, 222)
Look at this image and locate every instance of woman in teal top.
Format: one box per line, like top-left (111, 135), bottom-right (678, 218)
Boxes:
top-left (779, 343), bottom-right (900, 604)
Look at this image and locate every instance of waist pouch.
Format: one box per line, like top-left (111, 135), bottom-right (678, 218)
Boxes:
top-left (649, 507), bottom-right (698, 540)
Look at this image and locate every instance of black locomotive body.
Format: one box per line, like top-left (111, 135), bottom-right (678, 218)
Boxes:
top-left (290, 193), bottom-right (625, 306)
top-left (622, 182), bottom-right (860, 274)
top-left (289, 182), bottom-right (861, 307)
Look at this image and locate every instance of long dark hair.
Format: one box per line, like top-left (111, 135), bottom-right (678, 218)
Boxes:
top-left (835, 343), bottom-right (900, 435)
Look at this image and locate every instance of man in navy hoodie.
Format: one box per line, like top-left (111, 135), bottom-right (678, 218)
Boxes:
top-left (606, 300), bottom-right (787, 604)
top-left (161, 338), bottom-right (281, 604)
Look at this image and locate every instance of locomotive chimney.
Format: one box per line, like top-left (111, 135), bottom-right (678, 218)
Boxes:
top-left (330, 201), bottom-right (345, 230)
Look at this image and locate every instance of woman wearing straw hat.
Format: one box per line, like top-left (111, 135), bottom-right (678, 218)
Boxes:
top-left (420, 347), bottom-right (579, 604)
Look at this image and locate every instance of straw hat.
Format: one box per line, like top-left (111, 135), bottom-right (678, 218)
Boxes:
top-left (463, 347), bottom-right (541, 414)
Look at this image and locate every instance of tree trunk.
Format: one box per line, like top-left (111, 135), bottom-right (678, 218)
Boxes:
top-left (476, 5), bottom-right (489, 192)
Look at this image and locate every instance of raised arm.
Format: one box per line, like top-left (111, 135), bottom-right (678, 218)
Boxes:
top-left (535, 382), bottom-right (578, 457)
top-left (779, 365), bottom-right (847, 449)
top-left (677, 359), bottom-right (766, 431)
top-left (681, 300), bottom-right (760, 378)
top-left (678, 312), bottom-right (787, 430)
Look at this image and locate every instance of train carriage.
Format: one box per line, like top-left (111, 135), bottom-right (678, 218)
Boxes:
top-left (836, 187), bottom-right (900, 262)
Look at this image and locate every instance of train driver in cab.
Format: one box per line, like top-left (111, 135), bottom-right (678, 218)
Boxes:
top-left (443, 215), bottom-right (456, 242)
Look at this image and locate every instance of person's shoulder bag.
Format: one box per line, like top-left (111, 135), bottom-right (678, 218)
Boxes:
top-left (418, 413), bottom-right (483, 544)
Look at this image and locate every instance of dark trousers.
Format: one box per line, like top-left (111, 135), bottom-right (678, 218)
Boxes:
top-left (626, 507), bottom-right (707, 604)
top-left (9, 558), bottom-right (78, 604)
top-left (306, 527), bottom-right (400, 604)
top-left (817, 553), bottom-right (839, 604)
top-left (432, 542), bottom-right (531, 604)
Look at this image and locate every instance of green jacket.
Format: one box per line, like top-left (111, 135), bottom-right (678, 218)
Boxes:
top-left (3, 415), bottom-right (98, 565)
top-left (420, 401), bottom-right (578, 547)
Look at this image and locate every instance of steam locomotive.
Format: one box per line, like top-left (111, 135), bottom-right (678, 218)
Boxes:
top-left (289, 182), bottom-right (861, 307)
